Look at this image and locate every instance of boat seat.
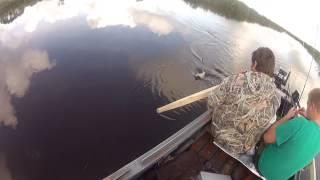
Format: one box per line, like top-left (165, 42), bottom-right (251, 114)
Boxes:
top-left (213, 142), bottom-right (265, 180)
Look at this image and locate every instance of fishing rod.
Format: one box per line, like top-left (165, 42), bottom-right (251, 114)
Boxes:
top-left (298, 24), bottom-right (319, 106)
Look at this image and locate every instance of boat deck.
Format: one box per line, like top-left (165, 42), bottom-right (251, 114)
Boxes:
top-left (142, 131), bottom-right (260, 180)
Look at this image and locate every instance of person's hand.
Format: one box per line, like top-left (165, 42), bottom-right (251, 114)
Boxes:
top-left (297, 107), bottom-right (307, 118)
top-left (284, 107), bottom-right (298, 120)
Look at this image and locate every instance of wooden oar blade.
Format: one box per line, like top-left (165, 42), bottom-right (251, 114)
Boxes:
top-left (156, 86), bottom-right (218, 113)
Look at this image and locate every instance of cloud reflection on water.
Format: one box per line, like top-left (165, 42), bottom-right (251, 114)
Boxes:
top-left (0, 0), bottom-right (319, 126)
top-left (0, 48), bottom-right (55, 128)
top-left (0, 0), bottom-right (175, 36)
top-left (0, 18), bottom-right (55, 128)
top-left (0, 0), bottom-right (177, 128)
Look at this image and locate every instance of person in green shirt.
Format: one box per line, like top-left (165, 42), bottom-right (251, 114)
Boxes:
top-left (258, 88), bottom-right (320, 180)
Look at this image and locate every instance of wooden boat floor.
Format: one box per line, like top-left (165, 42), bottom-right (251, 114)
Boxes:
top-left (142, 132), bottom-right (260, 180)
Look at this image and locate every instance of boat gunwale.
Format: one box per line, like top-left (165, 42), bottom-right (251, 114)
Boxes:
top-left (103, 110), bottom-right (212, 180)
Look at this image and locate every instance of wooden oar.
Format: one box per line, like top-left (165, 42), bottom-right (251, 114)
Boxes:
top-left (156, 85), bottom-right (218, 113)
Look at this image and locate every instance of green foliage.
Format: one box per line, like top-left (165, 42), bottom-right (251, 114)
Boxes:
top-left (0, 0), bottom-right (40, 24)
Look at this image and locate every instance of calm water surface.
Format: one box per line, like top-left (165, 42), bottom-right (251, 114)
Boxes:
top-left (0, 0), bottom-right (319, 179)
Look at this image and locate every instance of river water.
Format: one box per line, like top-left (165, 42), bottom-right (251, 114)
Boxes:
top-left (0, 0), bottom-right (319, 179)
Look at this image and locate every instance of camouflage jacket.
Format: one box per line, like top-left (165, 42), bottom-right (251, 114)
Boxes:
top-left (208, 71), bottom-right (280, 156)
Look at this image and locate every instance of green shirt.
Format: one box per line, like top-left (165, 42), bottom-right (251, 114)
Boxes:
top-left (258, 117), bottom-right (320, 180)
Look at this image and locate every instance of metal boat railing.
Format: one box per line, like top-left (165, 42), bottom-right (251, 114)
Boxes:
top-left (103, 110), bottom-right (212, 180)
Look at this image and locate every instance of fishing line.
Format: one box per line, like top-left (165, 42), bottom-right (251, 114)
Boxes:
top-left (299, 25), bottom-right (319, 103)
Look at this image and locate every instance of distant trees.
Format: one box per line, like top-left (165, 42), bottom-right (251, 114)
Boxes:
top-left (0, 0), bottom-right (40, 24)
top-left (184, 0), bottom-right (320, 64)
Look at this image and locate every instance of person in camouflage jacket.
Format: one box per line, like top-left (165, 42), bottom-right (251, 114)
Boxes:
top-left (208, 47), bottom-right (281, 157)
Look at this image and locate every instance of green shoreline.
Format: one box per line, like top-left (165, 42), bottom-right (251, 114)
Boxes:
top-left (184, 0), bottom-right (320, 64)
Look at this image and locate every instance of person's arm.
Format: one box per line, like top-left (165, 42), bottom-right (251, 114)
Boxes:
top-left (263, 107), bottom-right (297, 144)
top-left (207, 76), bottom-right (231, 109)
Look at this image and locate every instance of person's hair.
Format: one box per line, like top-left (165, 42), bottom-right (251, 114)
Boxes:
top-left (251, 47), bottom-right (275, 77)
top-left (308, 88), bottom-right (320, 113)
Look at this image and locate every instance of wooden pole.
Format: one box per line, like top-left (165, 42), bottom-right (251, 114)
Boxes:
top-left (156, 86), bottom-right (218, 113)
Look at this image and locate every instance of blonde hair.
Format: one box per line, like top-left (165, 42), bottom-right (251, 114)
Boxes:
top-left (308, 88), bottom-right (320, 113)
